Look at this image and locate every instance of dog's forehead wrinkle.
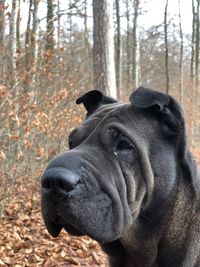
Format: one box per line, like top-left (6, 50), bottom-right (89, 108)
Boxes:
top-left (95, 102), bottom-right (125, 114)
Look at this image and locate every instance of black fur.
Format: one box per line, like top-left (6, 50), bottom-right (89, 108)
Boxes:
top-left (41, 87), bottom-right (200, 267)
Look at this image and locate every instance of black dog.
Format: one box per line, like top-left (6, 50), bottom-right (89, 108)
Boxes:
top-left (41, 87), bottom-right (200, 267)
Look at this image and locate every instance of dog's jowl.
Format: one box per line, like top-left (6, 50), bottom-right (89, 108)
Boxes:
top-left (41, 87), bottom-right (200, 267)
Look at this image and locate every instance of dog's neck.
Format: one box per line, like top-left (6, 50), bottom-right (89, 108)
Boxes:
top-left (156, 173), bottom-right (198, 266)
top-left (103, 165), bottom-right (199, 267)
top-left (124, 171), bottom-right (199, 267)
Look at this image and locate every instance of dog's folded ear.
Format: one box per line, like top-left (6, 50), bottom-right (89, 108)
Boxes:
top-left (130, 88), bottom-right (197, 189)
top-left (76, 90), bottom-right (117, 116)
top-left (130, 87), bottom-right (194, 182)
top-left (130, 87), bottom-right (170, 111)
top-left (130, 87), bottom-right (184, 136)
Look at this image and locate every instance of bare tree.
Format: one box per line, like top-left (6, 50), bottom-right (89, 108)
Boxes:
top-left (132, 0), bottom-right (140, 89)
top-left (164, 0), bottom-right (169, 93)
top-left (0, 0), bottom-right (5, 78)
top-left (46, 0), bottom-right (55, 51)
top-left (195, 0), bottom-right (200, 87)
top-left (115, 0), bottom-right (122, 96)
top-left (16, 0), bottom-right (21, 54)
top-left (92, 0), bottom-right (117, 98)
top-left (191, 0), bottom-right (200, 87)
top-left (0, 0), bottom-right (5, 46)
top-left (25, 0), bottom-right (32, 69)
top-left (84, 0), bottom-right (90, 56)
top-left (9, 0), bottom-right (19, 80)
top-left (191, 0), bottom-right (196, 83)
top-left (32, 0), bottom-right (39, 55)
top-left (125, 0), bottom-right (131, 93)
top-left (31, 0), bottom-right (40, 89)
top-left (57, 0), bottom-right (61, 51)
top-left (68, 0), bottom-right (74, 57)
top-left (178, 0), bottom-right (183, 102)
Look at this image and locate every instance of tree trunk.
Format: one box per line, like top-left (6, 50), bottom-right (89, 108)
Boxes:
top-left (92, 0), bottom-right (117, 98)
top-left (16, 0), bottom-right (20, 54)
top-left (195, 0), bottom-right (200, 87)
top-left (31, 0), bottom-right (39, 90)
top-left (191, 0), bottom-right (196, 83)
top-left (46, 0), bottom-right (55, 51)
top-left (45, 0), bottom-right (55, 85)
top-left (84, 0), bottom-right (90, 56)
top-left (0, 0), bottom-right (5, 46)
top-left (25, 0), bottom-right (32, 68)
top-left (9, 0), bottom-right (18, 81)
top-left (125, 0), bottom-right (131, 93)
top-left (132, 0), bottom-right (140, 89)
top-left (57, 0), bottom-right (61, 51)
top-left (115, 0), bottom-right (122, 97)
top-left (191, 0), bottom-right (200, 87)
top-left (0, 0), bottom-right (5, 78)
top-left (164, 0), bottom-right (170, 93)
top-left (68, 0), bottom-right (73, 56)
top-left (178, 0), bottom-right (183, 102)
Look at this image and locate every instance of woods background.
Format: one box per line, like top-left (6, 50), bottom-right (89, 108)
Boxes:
top-left (0, 0), bottom-right (200, 266)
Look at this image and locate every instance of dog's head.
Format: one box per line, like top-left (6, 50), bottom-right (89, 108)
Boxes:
top-left (41, 87), bottom-right (189, 243)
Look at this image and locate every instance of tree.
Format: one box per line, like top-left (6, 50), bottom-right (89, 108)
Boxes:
top-left (191, 0), bottom-right (200, 87)
top-left (0, 0), bottom-right (5, 78)
top-left (84, 0), bottom-right (90, 56)
top-left (46, 0), bottom-right (55, 51)
top-left (178, 0), bottom-right (183, 101)
top-left (16, 0), bottom-right (21, 54)
top-left (9, 0), bottom-right (19, 81)
top-left (25, 0), bottom-right (32, 70)
top-left (125, 0), bottom-right (131, 93)
top-left (0, 0), bottom-right (5, 46)
top-left (164, 0), bottom-right (169, 93)
top-left (132, 0), bottom-right (140, 89)
top-left (191, 0), bottom-right (195, 83)
top-left (24, 0), bottom-right (39, 89)
top-left (31, 0), bottom-right (39, 89)
top-left (115, 0), bottom-right (122, 95)
top-left (195, 0), bottom-right (200, 87)
top-left (92, 0), bottom-right (117, 98)
top-left (57, 0), bottom-right (61, 50)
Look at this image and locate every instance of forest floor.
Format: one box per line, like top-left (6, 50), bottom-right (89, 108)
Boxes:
top-left (0, 150), bottom-right (200, 267)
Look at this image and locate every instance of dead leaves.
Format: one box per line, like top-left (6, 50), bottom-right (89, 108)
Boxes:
top-left (0, 180), bottom-right (108, 266)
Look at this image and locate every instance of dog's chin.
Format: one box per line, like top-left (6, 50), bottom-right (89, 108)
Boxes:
top-left (45, 220), bottom-right (83, 238)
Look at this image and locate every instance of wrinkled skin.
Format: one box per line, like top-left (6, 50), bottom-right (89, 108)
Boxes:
top-left (41, 88), bottom-right (200, 267)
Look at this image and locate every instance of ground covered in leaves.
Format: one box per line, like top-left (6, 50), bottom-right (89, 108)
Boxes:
top-left (0, 180), bottom-right (108, 267)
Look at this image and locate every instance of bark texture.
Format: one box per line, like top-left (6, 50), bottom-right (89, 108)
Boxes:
top-left (93, 0), bottom-right (117, 98)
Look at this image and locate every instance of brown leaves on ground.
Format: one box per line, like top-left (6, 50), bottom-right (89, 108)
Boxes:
top-left (0, 180), bottom-right (109, 267)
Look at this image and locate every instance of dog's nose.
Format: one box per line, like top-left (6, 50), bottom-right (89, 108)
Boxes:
top-left (41, 167), bottom-right (80, 197)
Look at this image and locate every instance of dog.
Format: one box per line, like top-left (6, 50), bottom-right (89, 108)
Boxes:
top-left (41, 87), bottom-right (200, 267)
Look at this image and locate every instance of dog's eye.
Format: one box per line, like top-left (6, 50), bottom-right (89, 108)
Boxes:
top-left (108, 128), bottom-right (135, 155)
top-left (117, 137), bottom-right (134, 152)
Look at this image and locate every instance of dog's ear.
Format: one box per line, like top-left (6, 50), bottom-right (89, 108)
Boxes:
top-left (130, 87), bottom-right (184, 136)
top-left (130, 87), bottom-right (198, 191)
top-left (130, 87), bottom-right (190, 174)
top-left (130, 87), bottom-right (170, 111)
top-left (76, 90), bottom-right (117, 116)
